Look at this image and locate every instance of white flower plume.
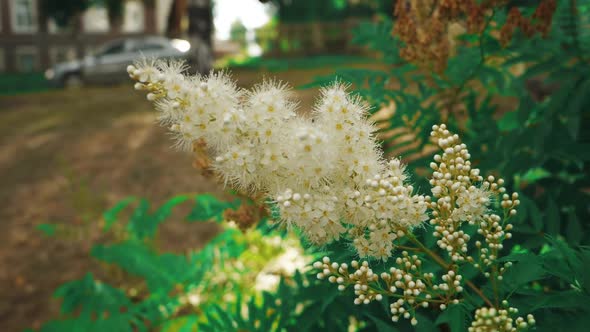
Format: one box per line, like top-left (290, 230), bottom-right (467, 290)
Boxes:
top-left (127, 60), bottom-right (501, 261)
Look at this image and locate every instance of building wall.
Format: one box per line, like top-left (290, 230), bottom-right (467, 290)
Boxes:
top-left (0, 0), bottom-right (166, 73)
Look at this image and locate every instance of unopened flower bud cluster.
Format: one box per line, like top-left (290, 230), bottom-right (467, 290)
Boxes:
top-left (429, 125), bottom-right (519, 267)
top-left (469, 306), bottom-right (535, 332)
top-left (128, 59), bottom-right (428, 259)
top-left (310, 125), bottom-right (528, 327)
top-left (313, 254), bottom-right (469, 325)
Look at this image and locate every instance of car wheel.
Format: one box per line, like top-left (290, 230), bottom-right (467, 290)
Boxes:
top-left (63, 73), bottom-right (83, 89)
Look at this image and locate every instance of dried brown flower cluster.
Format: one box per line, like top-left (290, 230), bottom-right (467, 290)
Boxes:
top-left (223, 203), bottom-right (268, 231)
top-left (499, 0), bottom-right (557, 46)
top-left (192, 138), bottom-right (268, 231)
top-left (392, 0), bottom-right (557, 71)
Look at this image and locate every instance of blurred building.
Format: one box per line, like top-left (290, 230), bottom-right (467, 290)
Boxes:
top-left (0, 0), bottom-right (180, 73)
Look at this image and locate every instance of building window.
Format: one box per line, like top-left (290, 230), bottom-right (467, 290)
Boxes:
top-left (122, 1), bottom-right (145, 33)
top-left (15, 47), bottom-right (39, 72)
top-left (11, 0), bottom-right (38, 33)
top-left (83, 5), bottom-right (109, 33)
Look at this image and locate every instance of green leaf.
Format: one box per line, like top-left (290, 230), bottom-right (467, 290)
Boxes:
top-left (103, 197), bottom-right (137, 231)
top-left (498, 111), bottom-right (519, 131)
top-left (36, 223), bottom-right (57, 237)
top-left (544, 198), bottom-right (561, 236)
top-left (521, 196), bottom-right (543, 232)
top-left (91, 242), bottom-right (205, 293)
top-left (186, 194), bottom-right (240, 222)
top-left (320, 286), bottom-right (341, 312)
top-left (126, 198), bottom-right (150, 237)
top-left (415, 313), bottom-right (437, 332)
top-left (502, 253), bottom-right (545, 291)
top-left (435, 303), bottom-right (468, 332)
top-left (127, 195), bottom-right (191, 239)
top-left (528, 205), bottom-right (544, 234)
top-left (364, 313), bottom-right (399, 332)
top-left (520, 168), bottom-right (551, 185)
top-left (159, 315), bottom-right (198, 332)
top-left (530, 290), bottom-right (590, 311)
top-left (54, 273), bottom-right (131, 316)
top-left (566, 210), bottom-right (583, 245)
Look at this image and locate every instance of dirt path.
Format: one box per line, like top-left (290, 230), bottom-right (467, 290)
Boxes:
top-left (0, 66), bottom-right (345, 331)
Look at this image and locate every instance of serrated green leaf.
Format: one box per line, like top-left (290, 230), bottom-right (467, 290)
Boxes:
top-left (531, 290), bottom-right (590, 311)
top-left (103, 197), bottom-right (137, 231)
top-left (186, 194), bottom-right (240, 222)
top-left (54, 273), bottom-right (131, 316)
top-left (127, 198), bottom-right (150, 237)
top-left (91, 242), bottom-right (205, 293)
top-left (127, 195), bottom-right (191, 239)
top-left (502, 254), bottom-right (545, 291)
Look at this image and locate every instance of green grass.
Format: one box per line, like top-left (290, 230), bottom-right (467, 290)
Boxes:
top-left (222, 55), bottom-right (375, 72)
top-left (0, 72), bottom-right (51, 96)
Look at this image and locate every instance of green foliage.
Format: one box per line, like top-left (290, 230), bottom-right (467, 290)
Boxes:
top-left (34, 194), bottom-right (247, 332)
top-left (199, 269), bottom-right (390, 332)
top-left (311, 1), bottom-right (590, 246)
top-left (503, 238), bottom-right (590, 331)
top-left (230, 19), bottom-right (248, 48)
top-left (40, 273), bottom-right (159, 332)
top-left (224, 55), bottom-right (374, 72)
top-left (35, 192), bottom-right (324, 332)
top-left (0, 73), bottom-right (50, 95)
top-left (268, 0), bottom-right (391, 23)
top-left (185, 194), bottom-right (241, 222)
top-left (101, 193), bottom-right (239, 240)
top-left (297, 0), bottom-right (590, 329)
top-left (102, 195), bottom-right (190, 239)
top-left (91, 242), bottom-right (206, 293)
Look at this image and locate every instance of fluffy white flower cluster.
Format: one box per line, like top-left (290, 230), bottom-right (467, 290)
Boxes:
top-left (128, 59), bottom-right (428, 260)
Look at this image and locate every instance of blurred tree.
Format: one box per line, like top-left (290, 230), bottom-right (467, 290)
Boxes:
top-left (258, 0), bottom-right (393, 23)
top-left (254, 18), bottom-right (279, 54)
top-left (104, 0), bottom-right (125, 27)
top-left (255, 0), bottom-right (394, 56)
top-left (41, 0), bottom-right (91, 27)
top-left (230, 19), bottom-right (248, 48)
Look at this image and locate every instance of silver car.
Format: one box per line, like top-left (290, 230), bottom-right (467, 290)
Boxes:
top-left (44, 36), bottom-right (202, 88)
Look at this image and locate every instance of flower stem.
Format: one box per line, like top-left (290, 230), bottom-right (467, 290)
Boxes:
top-left (406, 235), bottom-right (495, 308)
